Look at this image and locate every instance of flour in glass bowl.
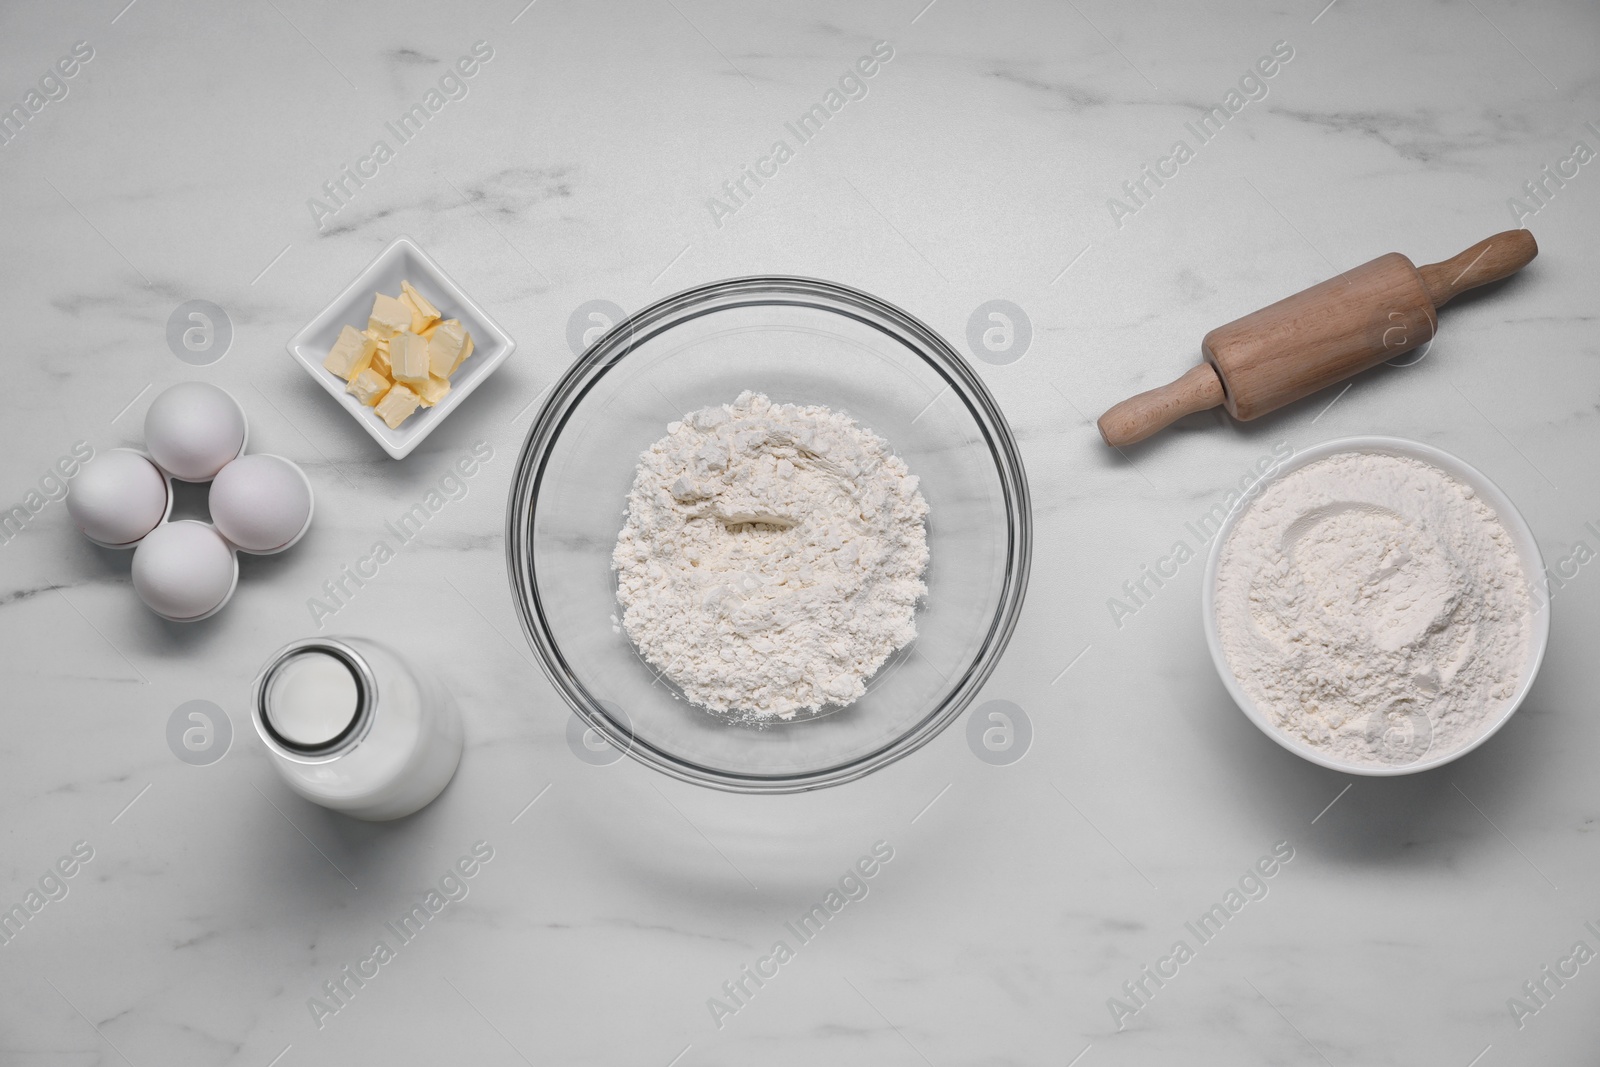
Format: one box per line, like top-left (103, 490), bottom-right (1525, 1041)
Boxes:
top-left (1214, 451), bottom-right (1531, 766)
top-left (612, 392), bottom-right (930, 720)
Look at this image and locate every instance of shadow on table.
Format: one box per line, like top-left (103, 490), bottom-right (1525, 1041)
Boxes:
top-left (1199, 658), bottom-right (1561, 872)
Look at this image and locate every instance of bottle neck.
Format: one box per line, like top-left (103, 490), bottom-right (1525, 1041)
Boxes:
top-left (255, 638), bottom-right (377, 763)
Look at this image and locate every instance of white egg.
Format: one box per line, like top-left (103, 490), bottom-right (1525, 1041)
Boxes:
top-left (65, 449), bottom-right (169, 547)
top-left (131, 521), bottom-right (237, 621)
top-left (209, 454), bottom-right (313, 553)
top-left (144, 382), bottom-right (247, 481)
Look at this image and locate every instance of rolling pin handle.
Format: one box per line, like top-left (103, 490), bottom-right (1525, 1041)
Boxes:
top-left (1416, 228), bottom-right (1538, 308)
top-left (1097, 362), bottom-right (1226, 448)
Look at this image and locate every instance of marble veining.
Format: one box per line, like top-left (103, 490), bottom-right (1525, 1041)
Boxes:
top-left (1, 0), bottom-right (1597, 1064)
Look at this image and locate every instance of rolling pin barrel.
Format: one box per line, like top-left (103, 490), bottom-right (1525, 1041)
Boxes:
top-left (1096, 229), bottom-right (1537, 447)
top-left (1202, 251), bottom-right (1435, 421)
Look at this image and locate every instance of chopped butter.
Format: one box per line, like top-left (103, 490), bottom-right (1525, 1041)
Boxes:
top-left (451, 331), bottom-right (474, 375)
top-left (346, 368), bottom-right (391, 406)
top-left (399, 280), bottom-right (441, 333)
top-left (375, 384), bottom-right (421, 428)
top-left (416, 375), bottom-right (451, 408)
top-left (370, 342), bottom-right (392, 378)
top-left (368, 293), bottom-right (412, 339)
top-left (323, 324), bottom-right (377, 381)
top-left (427, 320), bottom-right (468, 378)
top-left (391, 331), bottom-right (431, 385)
top-left (329, 283), bottom-right (478, 433)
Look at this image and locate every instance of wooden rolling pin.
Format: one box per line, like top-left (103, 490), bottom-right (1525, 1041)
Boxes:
top-left (1097, 229), bottom-right (1538, 447)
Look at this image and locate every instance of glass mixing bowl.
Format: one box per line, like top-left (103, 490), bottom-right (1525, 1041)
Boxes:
top-left (506, 277), bottom-right (1031, 791)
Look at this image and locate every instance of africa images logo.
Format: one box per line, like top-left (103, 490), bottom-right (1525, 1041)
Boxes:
top-left (307, 841), bottom-right (494, 1029)
top-left (705, 841), bottom-right (895, 1030)
top-left (704, 42), bottom-right (895, 228)
top-left (306, 42), bottom-right (494, 231)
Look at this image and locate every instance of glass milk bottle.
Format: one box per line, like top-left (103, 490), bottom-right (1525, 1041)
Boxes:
top-left (252, 637), bottom-right (462, 820)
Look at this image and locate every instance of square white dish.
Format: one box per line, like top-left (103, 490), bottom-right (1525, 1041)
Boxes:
top-left (286, 235), bottom-right (515, 459)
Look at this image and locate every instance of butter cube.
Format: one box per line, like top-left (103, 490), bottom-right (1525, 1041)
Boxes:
top-left (323, 324), bottom-right (376, 381)
top-left (346, 368), bottom-right (391, 407)
top-left (401, 280), bottom-right (440, 319)
top-left (399, 293), bottom-right (435, 334)
top-left (375, 384), bottom-right (421, 429)
top-left (400, 280), bottom-right (441, 333)
top-left (427, 320), bottom-right (468, 378)
top-left (416, 375), bottom-right (451, 408)
top-left (391, 331), bottom-right (431, 385)
top-left (451, 331), bottom-right (474, 375)
top-left (419, 321), bottom-right (440, 341)
top-left (359, 327), bottom-right (391, 376)
top-left (368, 293), bottom-right (412, 339)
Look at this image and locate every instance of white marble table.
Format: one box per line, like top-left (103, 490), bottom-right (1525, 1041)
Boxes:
top-left (3, 0), bottom-right (1597, 1063)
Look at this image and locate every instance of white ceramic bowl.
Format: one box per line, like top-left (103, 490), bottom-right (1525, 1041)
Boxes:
top-left (286, 235), bottom-right (516, 460)
top-left (1202, 435), bottom-right (1550, 776)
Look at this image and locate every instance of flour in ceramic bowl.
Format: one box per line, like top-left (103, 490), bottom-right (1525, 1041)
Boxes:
top-left (1214, 451), bottom-right (1531, 766)
top-left (612, 392), bottom-right (929, 719)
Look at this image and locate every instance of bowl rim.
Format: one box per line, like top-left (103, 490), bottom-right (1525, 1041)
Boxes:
top-left (1201, 434), bottom-right (1550, 777)
top-left (505, 275), bottom-right (1033, 792)
top-left (284, 234), bottom-right (516, 460)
